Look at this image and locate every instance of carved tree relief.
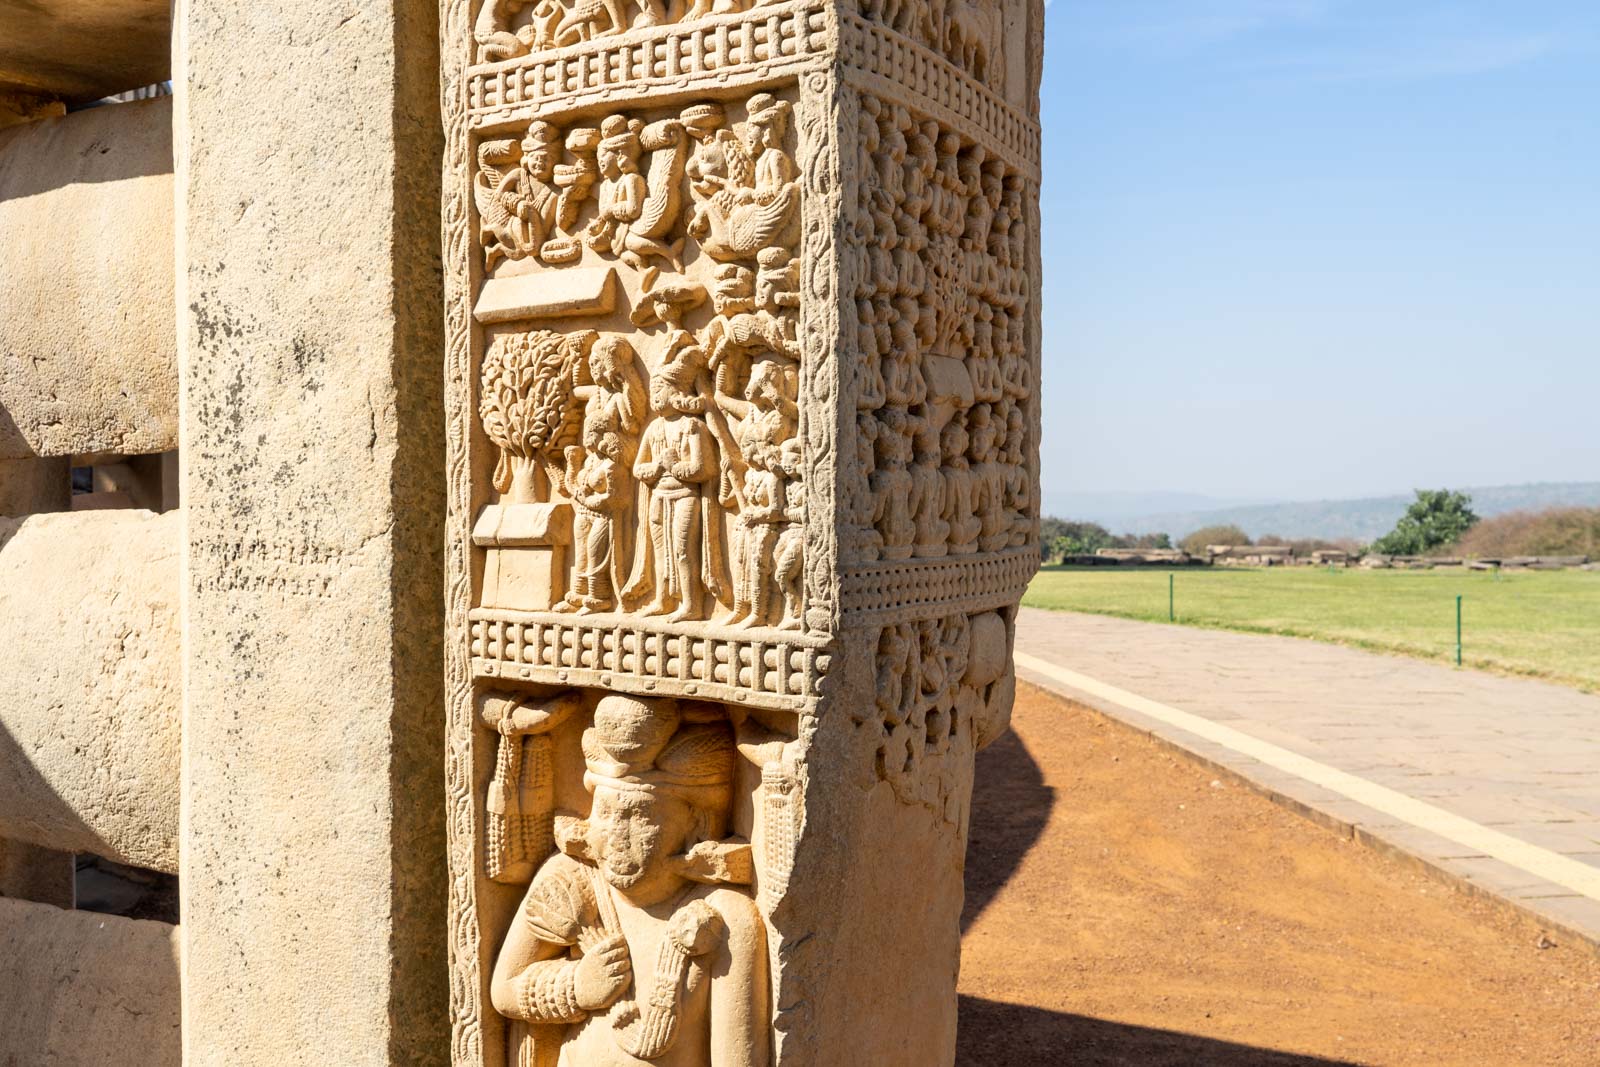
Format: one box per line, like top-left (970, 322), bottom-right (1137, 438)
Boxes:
top-left (443, 0), bottom-right (1041, 1055)
top-left (473, 92), bottom-right (805, 635)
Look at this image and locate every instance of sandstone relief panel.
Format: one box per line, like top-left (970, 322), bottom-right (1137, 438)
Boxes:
top-left (479, 687), bottom-right (799, 1067)
top-left (449, 76), bottom-right (827, 1067)
top-left (855, 608), bottom-right (1014, 824)
top-left (833, 89), bottom-right (1038, 628)
top-left (443, 0), bottom-right (1042, 1053)
top-left (472, 93), bottom-right (805, 632)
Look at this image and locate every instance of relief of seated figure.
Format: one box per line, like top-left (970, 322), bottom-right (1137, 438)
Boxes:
top-left (491, 694), bottom-right (769, 1067)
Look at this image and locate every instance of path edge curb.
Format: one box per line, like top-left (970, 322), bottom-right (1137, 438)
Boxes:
top-left (1015, 667), bottom-right (1600, 963)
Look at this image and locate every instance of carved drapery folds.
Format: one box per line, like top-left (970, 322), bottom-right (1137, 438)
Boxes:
top-left (443, 0), bottom-right (1040, 1056)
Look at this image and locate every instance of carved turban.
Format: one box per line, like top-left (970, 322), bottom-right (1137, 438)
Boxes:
top-left (581, 695), bottom-right (734, 814)
top-left (599, 115), bottom-right (641, 156)
top-left (746, 93), bottom-right (788, 129)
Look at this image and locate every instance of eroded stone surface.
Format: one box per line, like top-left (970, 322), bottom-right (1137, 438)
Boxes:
top-left (0, 96), bottom-right (176, 459)
top-left (0, 510), bottom-right (180, 872)
top-left (175, 0), bottom-right (448, 1057)
top-left (0, 837), bottom-right (76, 907)
top-left (441, 0), bottom-right (1043, 1060)
top-left (0, 456), bottom-right (70, 515)
top-left (0, 0), bottom-right (170, 104)
top-left (0, 896), bottom-right (180, 1065)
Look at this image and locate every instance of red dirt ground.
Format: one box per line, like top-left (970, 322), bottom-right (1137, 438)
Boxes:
top-left (957, 683), bottom-right (1600, 1066)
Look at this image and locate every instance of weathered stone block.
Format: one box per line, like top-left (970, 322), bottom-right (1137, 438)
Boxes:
top-left (175, 0), bottom-right (448, 1058)
top-left (0, 509), bottom-right (180, 872)
top-left (0, 456), bottom-right (70, 515)
top-left (0, 96), bottom-right (176, 459)
top-left (0, 0), bottom-right (170, 105)
top-left (0, 896), bottom-right (180, 1065)
top-left (0, 837), bottom-right (76, 907)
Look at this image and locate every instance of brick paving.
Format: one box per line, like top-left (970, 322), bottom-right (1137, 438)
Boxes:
top-left (1013, 606), bottom-right (1600, 952)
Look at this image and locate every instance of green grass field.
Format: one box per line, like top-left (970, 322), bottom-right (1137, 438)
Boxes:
top-left (1024, 565), bottom-right (1600, 692)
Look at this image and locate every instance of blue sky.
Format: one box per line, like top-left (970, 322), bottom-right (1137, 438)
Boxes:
top-left (1037, 1), bottom-right (1600, 506)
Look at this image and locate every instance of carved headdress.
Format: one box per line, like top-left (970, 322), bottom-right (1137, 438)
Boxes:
top-left (522, 119), bottom-right (558, 150)
top-left (745, 93), bottom-right (789, 130)
top-left (599, 115), bottom-right (643, 163)
top-left (582, 696), bottom-right (734, 830)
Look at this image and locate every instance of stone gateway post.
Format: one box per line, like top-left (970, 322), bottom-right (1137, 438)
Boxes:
top-left (439, 0), bottom-right (1043, 1061)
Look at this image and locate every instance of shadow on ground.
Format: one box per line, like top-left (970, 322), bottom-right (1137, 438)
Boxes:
top-left (961, 726), bottom-right (1054, 933)
top-left (956, 997), bottom-right (1361, 1066)
top-left (958, 720), bottom-right (1360, 1066)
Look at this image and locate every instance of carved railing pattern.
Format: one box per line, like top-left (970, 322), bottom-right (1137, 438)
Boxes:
top-left (467, 1), bottom-right (832, 123)
top-left (840, 546), bottom-right (1037, 619)
top-left (469, 610), bottom-right (829, 711)
top-left (839, 13), bottom-right (1038, 176)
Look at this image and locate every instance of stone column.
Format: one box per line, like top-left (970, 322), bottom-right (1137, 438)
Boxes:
top-left (175, 0), bottom-right (448, 1060)
top-left (439, 0), bottom-right (1042, 1063)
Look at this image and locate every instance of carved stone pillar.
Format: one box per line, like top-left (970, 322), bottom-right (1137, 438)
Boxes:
top-left (439, 0), bottom-right (1042, 1061)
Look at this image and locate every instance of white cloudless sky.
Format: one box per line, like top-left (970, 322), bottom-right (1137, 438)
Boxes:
top-left (1037, 0), bottom-right (1600, 502)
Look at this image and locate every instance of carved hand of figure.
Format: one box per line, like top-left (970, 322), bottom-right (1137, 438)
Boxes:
top-left (573, 934), bottom-right (632, 1011)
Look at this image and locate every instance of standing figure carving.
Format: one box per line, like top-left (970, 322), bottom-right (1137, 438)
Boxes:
top-left (491, 695), bottom-right (768, 1067)
top-left (940, 417), bottom-right (980, 555)
top-left (772, 436), bottom-right (804, 629)
top-left (635, 333), bottom-right (721, 622)
top-left (969, 404), bottom-right (1009, 553)
top-left (907, 412), bottom-right (948, 558)
top-left (719, 359), bottom-right (798, 627)
top-left (559, 336), bottom-right (648, 613)
top-left (870, 409), bottom-right (915, 560)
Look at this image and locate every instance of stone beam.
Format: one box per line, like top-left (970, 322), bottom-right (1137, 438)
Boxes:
top-left (0, 96), bottom-right (176, 460)
top-left (0, 510), bottom-right (180, 872)
top-left (0, 457), bottom-right (70, 515)
top-left (0, 0), bottom-right (170, 105)
top-left (0, 837), bottom-right (76, 907)
top-left (0, 896), bottom-right (180, 1065)
top-left (174, 0), bottom-right (448, 1058)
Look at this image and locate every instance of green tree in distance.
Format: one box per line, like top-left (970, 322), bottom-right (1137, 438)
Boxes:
top-left (1123, 531), bottom-right (1173, 550)
top-left (1046, 520), bottom-right (1114, 560)
top-left (1372, 489), bottom-right (1479, 556)
top-left (1179, 524), bottom-right (1251, 556)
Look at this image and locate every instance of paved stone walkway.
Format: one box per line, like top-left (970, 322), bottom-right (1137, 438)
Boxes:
top-left (1013, 607), bottom-right (1600, 953)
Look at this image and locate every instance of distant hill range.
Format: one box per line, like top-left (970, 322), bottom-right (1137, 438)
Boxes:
top-left (1046, 483), bottom-right (1600, 542)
